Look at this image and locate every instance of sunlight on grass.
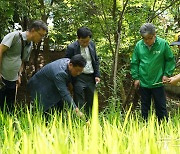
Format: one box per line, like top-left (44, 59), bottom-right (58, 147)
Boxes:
top-left (0, 102), bottom-right (179, 154)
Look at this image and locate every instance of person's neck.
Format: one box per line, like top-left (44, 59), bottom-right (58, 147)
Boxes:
top-left (26, 31), bottom-right (31, 42)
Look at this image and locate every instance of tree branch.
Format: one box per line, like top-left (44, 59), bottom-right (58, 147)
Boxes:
top-left (149, 0), bottom-right (180, 22)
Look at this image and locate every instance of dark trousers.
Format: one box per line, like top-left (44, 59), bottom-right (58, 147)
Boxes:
top-left (139, 86), bottom-right (168, 121)
top-left (0, 78), bottom-right (16, 111)
top-left (73, 73), bottom-right (95, 114)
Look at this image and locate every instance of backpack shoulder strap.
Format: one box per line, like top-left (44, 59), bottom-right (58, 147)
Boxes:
top-left (19, 32), bottom-right (24, 60)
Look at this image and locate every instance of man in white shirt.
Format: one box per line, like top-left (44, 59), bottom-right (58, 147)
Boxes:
top-left (65, 27), bottom-right (100, 115)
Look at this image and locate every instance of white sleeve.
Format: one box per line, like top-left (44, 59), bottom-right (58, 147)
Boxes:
top-left (1, 32), bottom-right (18, 48)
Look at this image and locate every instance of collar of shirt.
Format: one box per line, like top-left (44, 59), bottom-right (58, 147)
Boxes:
top-left (21, 31), bottom-right (32, 46)
top-left (65, 62), bottom-right (72, 82)
top-left (80, 46), bottom-right (88, 52)
top-left (143, 37), bottom-right (157, 49)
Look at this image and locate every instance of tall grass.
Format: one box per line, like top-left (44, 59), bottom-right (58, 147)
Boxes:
top-left (0, 101), bottom-right (179, 154)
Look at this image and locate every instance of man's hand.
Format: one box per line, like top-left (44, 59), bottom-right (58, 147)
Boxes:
top-left (162, 76), bottom-right (169, 83)
top-left (134, 80), bottom-right (140, 90)
top-left (75, 107), bottom-right (84, 118)
top-left (168, 74), bottom-right (180, 85)
top-left (17, 75), bottom-right (22, 87)
top-left (95, 77), bottom-right (100, 84)
top-left (168, 77), bottom-right (179, 85)
top-left (75, 108), bottom-right (90, 126)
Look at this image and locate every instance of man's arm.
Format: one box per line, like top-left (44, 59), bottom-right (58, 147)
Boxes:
top-left (130, 46), bottom-right (140, 89)
top-left (130, 47), bottom-right (140, 80)
top-left (0, 44), bottom-right (8, 79)
top-left (164, 42), bottom-right (176, 77)
top-left (169, 74), bottom-right (180, 85)
top-left (54, 74), bottom-right (77, 108)
top-left (17, 62), bottom-right (25, 86)
top-left (54, 73), bottom-right (84, 117)
top-left (92, 42), bottom-right (100, 78)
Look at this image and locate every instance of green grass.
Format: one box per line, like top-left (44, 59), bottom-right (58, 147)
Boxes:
top-left (0, 101), bottom-right (179, 154)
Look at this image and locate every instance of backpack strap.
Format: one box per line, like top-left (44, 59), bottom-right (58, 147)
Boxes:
top-left (19, 32), bottom-right (24, 60)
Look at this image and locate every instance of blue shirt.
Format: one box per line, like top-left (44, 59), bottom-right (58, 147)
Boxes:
top-left (27, 58), bottom-right (77, 111)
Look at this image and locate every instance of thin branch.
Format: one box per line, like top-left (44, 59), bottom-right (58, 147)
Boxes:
top-left (100, 0), bottom-right (115, 57)
top-left (117, 0), bottom-right (129, 33)
top-left (112, 0), bottom-right (117, 20)
top-left (113, 32), bottom-right (121, 95)
top-left (152, 0), bottom-right (157, 12)
top-left (149, 0), bottom-right (180, 22)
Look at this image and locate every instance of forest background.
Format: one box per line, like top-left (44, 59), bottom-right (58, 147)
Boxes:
top-left (0, 0), bottom-right (179, 111)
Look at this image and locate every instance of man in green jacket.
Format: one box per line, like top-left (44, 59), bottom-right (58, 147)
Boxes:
top-left (131, 23), bottom-right (175, 121)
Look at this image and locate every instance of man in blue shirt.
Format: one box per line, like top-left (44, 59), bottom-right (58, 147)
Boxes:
top-left (27, 54), bottom-right (86, 117)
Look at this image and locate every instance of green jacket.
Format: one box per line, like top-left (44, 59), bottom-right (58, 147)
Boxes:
top-left (131, 36), bottom-right (175, 88)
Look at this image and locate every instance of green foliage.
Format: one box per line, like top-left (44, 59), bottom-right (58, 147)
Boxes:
top-left (0, 0), bottom-right (14, 39)
top-left (0, 0), bottom-right (179, 106)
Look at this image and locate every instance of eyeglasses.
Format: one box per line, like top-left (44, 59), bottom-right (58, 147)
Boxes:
top-left (36, 31), bottom-right (46, 38)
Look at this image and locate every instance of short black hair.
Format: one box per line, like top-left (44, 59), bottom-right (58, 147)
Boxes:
top-left (28, 20), bottom-right (48, 32)
top-left (70, 54), bottom-right (87, 67)
top-left (77, 27), bottom-right (92, 39)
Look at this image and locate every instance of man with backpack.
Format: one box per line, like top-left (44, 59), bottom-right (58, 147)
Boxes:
top-left (0, 20), bottom-right (48, 111)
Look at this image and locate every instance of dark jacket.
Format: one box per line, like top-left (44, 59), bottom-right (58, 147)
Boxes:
top-left (65, 40), bottom-right (100, 78)
top-left (27, 58), bottom-right (77, 111)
